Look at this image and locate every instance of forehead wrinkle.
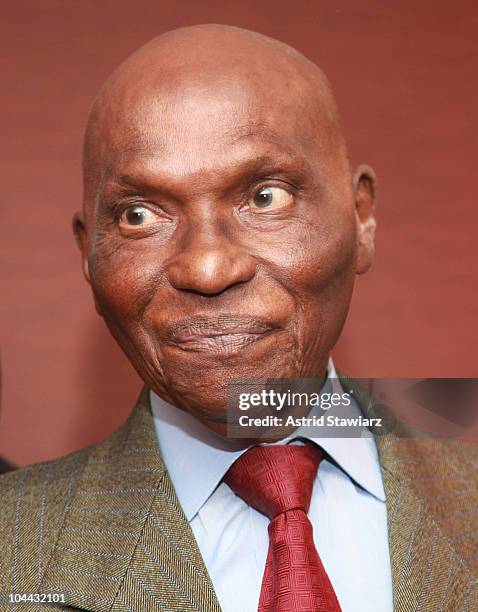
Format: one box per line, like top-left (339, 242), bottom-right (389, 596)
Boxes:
top-left (84, 104), bottom-right (339, 218)
top-left (102, 150), bottom-right (314, 203)
top-left (99, 117), bottom-right (317, 185)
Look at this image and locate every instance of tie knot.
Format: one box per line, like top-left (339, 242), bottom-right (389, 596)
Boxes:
top-left (224, 443), bottom-right (323, 519)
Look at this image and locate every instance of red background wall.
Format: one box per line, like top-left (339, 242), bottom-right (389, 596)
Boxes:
top-left (1, 0), bottom-right (477, 467)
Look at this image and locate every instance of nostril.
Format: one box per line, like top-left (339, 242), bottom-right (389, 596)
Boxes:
top-left (178, 278), bottom-right (249, 298)
top-left (166, 246), bottom-right (256, 295)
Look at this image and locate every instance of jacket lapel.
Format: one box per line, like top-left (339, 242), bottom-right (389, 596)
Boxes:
top-left (39, 389), bottom-right (221, 612)
top-left (112, 461), bottom-right (221, 612)
top-left (339, 373), bottom-right (478, 611)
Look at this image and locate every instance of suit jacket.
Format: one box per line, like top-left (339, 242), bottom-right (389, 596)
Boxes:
top-left (1, 378), bottom-right (477, 612)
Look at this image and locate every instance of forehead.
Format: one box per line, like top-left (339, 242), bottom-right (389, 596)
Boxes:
top-left (99, 77), bottom-right (334, 183)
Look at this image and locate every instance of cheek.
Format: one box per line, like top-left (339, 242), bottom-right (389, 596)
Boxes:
top-left (255, 210), bottom-right (357, 360)
top-left (301, 215), bottom-right (357, 325)
top-left (88, 240), bottom-right (162, 328)
top-left (255, 212), bottom-right (357, 299)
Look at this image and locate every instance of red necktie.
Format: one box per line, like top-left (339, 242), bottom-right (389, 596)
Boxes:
top-left (224, 444), bottom-right (342, 612)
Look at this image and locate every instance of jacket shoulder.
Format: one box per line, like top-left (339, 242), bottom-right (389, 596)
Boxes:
top-left (0, 447), bottom-right (91, 592)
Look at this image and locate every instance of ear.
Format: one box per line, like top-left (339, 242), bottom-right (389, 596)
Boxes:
top-left (73, 212), bottom-right (104, 316)
top-left (72, 211), bottom-right (91, 283)
top-left (353, 164), bottom-right (377, 274)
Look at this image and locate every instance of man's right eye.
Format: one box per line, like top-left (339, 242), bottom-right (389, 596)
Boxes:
top-left (120, 205), bottom-right (158, 227)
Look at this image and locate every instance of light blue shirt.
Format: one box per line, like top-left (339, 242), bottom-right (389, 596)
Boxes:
top-left (150, 360), bottom-right (393, 612)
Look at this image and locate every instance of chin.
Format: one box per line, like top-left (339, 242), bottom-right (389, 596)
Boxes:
top-left (148, 352), bottom-right (304, 429)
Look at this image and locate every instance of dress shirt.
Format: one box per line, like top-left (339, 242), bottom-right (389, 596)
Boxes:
top-left (150, 359), bottom-right (393, 612)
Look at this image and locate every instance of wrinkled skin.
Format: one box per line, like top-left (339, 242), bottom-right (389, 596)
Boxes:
top-left (74, 25), bottom-right (376, 438)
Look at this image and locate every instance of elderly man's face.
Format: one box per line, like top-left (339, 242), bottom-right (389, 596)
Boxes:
top-left (75, 40), bottom-right (375, 434)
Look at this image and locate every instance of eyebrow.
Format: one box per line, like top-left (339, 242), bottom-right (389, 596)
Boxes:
top-left (110, 150), bottom-right (314, 194)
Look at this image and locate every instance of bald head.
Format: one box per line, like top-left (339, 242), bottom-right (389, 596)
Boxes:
top-left (74, 25), bottom-right (376, 435)
top-left (82, 24), bottom-right (348, 210)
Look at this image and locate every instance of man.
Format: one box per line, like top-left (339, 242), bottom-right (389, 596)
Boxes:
top-left (1, 25), bottom-right (477, 612)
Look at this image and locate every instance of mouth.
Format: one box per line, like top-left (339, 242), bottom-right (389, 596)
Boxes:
top-left (166, 315), bottom-right (279, 355)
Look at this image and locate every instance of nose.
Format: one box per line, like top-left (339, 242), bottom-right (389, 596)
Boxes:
top-left (165, 220), bottom-right (256, 295)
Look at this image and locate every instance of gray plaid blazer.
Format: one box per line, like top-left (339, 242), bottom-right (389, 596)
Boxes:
top-left (1, 377), bottom-right (478, 611)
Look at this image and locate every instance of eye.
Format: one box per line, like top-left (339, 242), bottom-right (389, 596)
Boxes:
top-left (248, 186), bottom-right (294, 211)
top-left (120, 205), bottom-right (158, 227)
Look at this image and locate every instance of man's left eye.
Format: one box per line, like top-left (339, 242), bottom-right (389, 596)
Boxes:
top-left (248, 186), bottom-right (294, 211)
top-left (120, 205), bottom-right (158, 227)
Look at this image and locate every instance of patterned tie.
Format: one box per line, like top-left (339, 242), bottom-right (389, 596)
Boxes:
top-left (224, 444), bottom-right (342, 612)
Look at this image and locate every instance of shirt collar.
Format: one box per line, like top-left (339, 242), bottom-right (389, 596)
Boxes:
top-left (150, 358), bottom-right (385, 521)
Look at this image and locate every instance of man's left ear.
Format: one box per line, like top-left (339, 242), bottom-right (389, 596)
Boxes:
top-left (353, 164), bottom-right (377, 274)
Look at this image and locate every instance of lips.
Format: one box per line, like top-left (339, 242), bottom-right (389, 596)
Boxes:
top-left (166, 315), bottom-right (278, 354)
